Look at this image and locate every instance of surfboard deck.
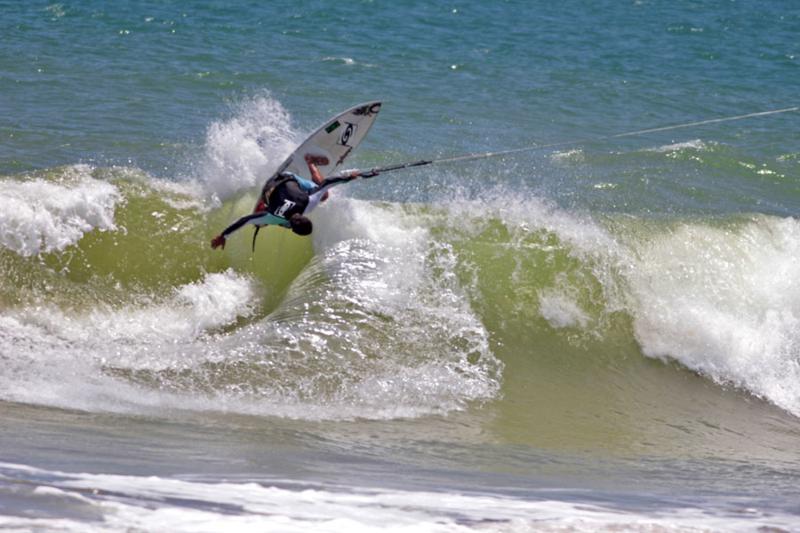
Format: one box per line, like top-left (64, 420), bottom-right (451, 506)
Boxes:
top-left (254, 101), bottom-right (381, 211)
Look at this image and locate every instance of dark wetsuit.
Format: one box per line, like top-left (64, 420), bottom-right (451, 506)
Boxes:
top-left (217, 172), bottom-right (357, 239)
top-left (267, 178), bottom-right (311, 219)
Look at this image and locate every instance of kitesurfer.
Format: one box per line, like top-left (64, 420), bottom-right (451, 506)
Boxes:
top-left (210, 154), bottom-right (365, 249)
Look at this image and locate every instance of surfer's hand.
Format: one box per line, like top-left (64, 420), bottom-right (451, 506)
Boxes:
top-left (211, 235), bottom-right (226, 250)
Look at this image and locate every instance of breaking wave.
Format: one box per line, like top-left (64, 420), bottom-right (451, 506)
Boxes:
top-left (0, 94), bottom-right (798, 430)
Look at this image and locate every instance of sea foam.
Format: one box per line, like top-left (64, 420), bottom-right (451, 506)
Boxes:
top-left (0, 166), bottom-right (120, 256)
top-left (625, 216), bottom-right (800, 416)
top-left (0, 461), bottom-right (794, 533)
top-left (198, 94), bottom-right (298, 203)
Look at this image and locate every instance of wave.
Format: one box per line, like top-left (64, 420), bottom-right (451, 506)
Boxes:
top-left (0, 165), bottom-right (502, 420)
top-left (644, 139), bottom-right (711, 153)
top-left (1, 162), bottom-right (799, 426)
top-left (1, 160), bottom-right (799, 429)
top-left (0, 92), bottom-right (798, 433)
top-left (423, 193), bottom-right (800, 423)
top-left (625, 216), bottom-right (800, 415)
top-left (1, 461), bottom-right (795, 532)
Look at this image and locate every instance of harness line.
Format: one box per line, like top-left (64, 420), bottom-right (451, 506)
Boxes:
top-left (331, 106), bottom-right (799, 180)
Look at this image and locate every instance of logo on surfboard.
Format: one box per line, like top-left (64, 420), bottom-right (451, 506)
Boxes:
top-left (339, 122), bottom-right (357, 146)
top-left (352, 102), bottom-right (381, 116)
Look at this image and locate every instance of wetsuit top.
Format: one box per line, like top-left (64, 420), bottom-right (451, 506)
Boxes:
top-left (218, 172), bottom-right (357, 239)
top-left (265, 175), bottom-right (315, 220)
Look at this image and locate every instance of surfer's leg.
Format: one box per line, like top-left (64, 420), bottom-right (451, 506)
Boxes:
top-left (305, 155), bottom-right (328, 188)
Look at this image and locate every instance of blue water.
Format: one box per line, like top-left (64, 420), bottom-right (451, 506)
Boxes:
top-left (1, 1), bottom-right (799, 531)
top-left (4, 1), bottom-right (797, 173)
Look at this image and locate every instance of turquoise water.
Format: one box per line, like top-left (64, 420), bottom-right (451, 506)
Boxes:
top-left (1, 1), bottom-right (799, 531)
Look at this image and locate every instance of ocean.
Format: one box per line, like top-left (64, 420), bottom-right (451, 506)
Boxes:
top-left (1, 1), bottom-right (799, 531)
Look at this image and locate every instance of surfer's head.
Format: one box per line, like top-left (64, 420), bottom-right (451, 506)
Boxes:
top-left (289, 214), bottom-right (312, 236)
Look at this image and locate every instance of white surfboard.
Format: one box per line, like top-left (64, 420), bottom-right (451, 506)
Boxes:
top-left (255, 101), bottom-right (381, 210)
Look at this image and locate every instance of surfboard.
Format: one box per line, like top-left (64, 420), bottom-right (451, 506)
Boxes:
top-left (254, 101), bottom-right (382, 211)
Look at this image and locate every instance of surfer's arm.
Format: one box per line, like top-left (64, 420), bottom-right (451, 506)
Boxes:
top-left (211, 212), bottom-right (272, 249)
top-left (303, 171), bottom-right (364, 214)
top-left (301, 155), bottom-right (363, 202)
top-left (317, 172), bottom-right (362, 189)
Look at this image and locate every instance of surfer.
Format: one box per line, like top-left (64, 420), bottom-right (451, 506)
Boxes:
top-left (210, 154), bottom-right (364, 249)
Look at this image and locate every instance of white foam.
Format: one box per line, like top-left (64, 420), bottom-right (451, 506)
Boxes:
top-left (445, 192), bottom-right (619, 258)
top-left (133, 171), bottom-right (208, 211)
top-left (550, 148), bottom-right (585, 162)
top-left (0, 197), bottom-right (501, 420)
top-left (198, 94), bottom-right (298, 203)
top-left (646, 139), bottom-right (709, 153)
top-left (539, 289), bottom-right (590, 329)
top-left (0, 462), bottom-right (794, 533)
top-left (0, 271), bottom-right (260, 412)
top-left (625, 216), bottom-right (800, 415)
top-left (0, 166), bottom-right (120, 256)
top-left (47, 270), bottom-right (255, 348)
top-left (322, 56), bottom-right (357, 65)
top-left (312, 197), bottom-right (428, 253)
top-left (248, 198), bottom-right (504, 419)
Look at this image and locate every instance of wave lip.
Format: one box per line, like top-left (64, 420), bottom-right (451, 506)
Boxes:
top-left (627, 216), bottom-right (800, 416)
top-left (0, 166), bottom-right (120, 256)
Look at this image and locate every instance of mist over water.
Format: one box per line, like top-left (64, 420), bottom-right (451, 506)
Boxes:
top-left (197, 95), bottom-right (298, 203)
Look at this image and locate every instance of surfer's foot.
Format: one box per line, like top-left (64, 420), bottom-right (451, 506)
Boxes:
top-left (305, 154), bottom-right (329, 166)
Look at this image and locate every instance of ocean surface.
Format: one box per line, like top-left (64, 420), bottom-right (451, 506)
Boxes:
top-left (1, 1), bottom-right (799, 531)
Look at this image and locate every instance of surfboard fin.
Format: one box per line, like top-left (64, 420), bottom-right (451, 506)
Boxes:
top-left (251, 226), bottom-right (261, 253)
